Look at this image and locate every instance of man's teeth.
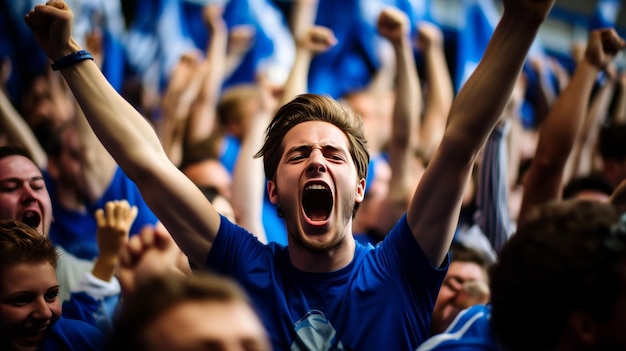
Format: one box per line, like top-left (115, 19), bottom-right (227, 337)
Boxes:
top-left (305, 184), bottom-right (328, 190)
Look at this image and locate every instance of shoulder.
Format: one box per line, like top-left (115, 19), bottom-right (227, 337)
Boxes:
top-left (416, 305), bottom-right (498, 351)
top-left (43, 317), bottom-right (106, 350)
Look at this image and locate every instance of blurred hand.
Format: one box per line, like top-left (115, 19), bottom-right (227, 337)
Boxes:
top-left (23, 1), bottom-right (81, 60)
top-left (585, 28), bottom-right (626, 71)
top-left (416, 21), bottom-right (444, 51)
top-left (117, 223), bottom-right (188, 300)
top-left (95, 200), bottom-right (138, 259)
top-left (297, 26), bottom-right (337, 54)
top-left (377, 7), bottom-right (409, 44)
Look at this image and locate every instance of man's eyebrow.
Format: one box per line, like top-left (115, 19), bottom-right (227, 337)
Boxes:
top-left (0, 175), bottom-right (44, 183)
top-left (286, 145), bottom-right (313, 155)
top-left (321, 144), bottom-right (345, 153)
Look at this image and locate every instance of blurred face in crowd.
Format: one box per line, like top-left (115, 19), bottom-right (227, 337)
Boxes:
top-left (183, 159), bottom-right (232, 201)
top-left (47, 125), bottom-right (87, 200)
top-left (142, 299), bottom-right (271, 351)
top-left (0, 262), bottom-right (61, 350)
top-left (431, 260), bottom-right (490, 335)
top-left (21, 76), bottom-right (73, 131)
top-left (0, 155), bottom-right (52, 235)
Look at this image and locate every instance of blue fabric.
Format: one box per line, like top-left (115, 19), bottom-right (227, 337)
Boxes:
top-left (454, 0), bottom-right (497, 91)
top-left (181, 0), bottom-right (292, 89)
top-left (45, 167), bottom-right (158, 260)
top-left (262, 193), bottom-right (287, 245)
top-left (219, 134), bottom-right (241, 175)
top-left (0, 1), bottom-right (48, 101)
top-left (307, 0), bottom-right (380, 98)
top-left (416, 304), bottom-right (498, 351)
top-left (37, 317), bottom-right (105, 351)
top-left (206, 214), bottom-right (448, 350)
top-left (124, 0), bottom-right (196, 91)
top-left (353, 232), bottom-right (378, 246)
top-left (306, 0), bottom-right (419, 98)
top-left (411, 0), bottom-right (435, 23)
top-left (62, 292), bottom-right (100, 327)
top-left (590, 0), bottom-right (621, 30)
top-left (63, 291), bottom-right (119, 335)
top-left (365, 152), bottom-right (389, 196)
top-left (100, 30), bottom-right (126, 93)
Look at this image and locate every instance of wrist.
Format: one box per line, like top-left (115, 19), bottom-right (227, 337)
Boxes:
top-left (51, 38), bottom-right (82, 61)
top-left (92, 254), bottom-right (119, 277)
top-left (51, 49), bottom-right (94, 71)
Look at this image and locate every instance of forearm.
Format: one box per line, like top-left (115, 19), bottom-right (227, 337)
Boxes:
top-left (91, 254), bottom-right (118, 282)
top-left (572, 78), bottom-right (616, 176)
top-left (290, 0), bottom-right (319, 40)
top-left (186, 19), bottom-right (228, 144)
top-left (231, 111), bottom-right (270, 243)
top-left (387, 36), bottom-right (419, 201)
top-left (280, 47), bottom-right (313, 105)
top-left (518, 60), bottom-right (598, 222)
top-left (533, 60), bottom-right (598, 172)
top-left (448, 13), bottom-right (544, 158)
top-left (420, 44), bottom-right (452, 159)
top-left (407, 8), bottom-right (551, 266)
top-left (612, 75), bottom-right (626, 123)
top-left (59, 58), bottom-right (167, 178)
top-left (0, 89), bottom-right (47, 167)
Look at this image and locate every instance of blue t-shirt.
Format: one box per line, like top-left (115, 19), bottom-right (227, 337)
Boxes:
top-left (37, 316), bottom-right (105, 350)
top-left (206, 214), bottom-right (448, 350)
top-left (416, 304), bottom-right (498, 351)
top-left (45, 166), bottom-right (158, 260)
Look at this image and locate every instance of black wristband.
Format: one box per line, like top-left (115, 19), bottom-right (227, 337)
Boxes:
top-left (51, 50), bottom-right (94, 71)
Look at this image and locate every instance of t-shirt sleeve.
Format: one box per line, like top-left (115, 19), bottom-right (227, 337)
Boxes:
top-left (373, 214), bottom-right (449, 298)
top-left (204, 215), bottom-right (268, 276)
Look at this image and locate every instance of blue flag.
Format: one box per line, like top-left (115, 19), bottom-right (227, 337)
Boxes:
top-left (454, 0), bottom-right (498, 91)
top-left (181, 0), bottom-right (294, 89)
top-left (590, 0), bottom-right (621, 29)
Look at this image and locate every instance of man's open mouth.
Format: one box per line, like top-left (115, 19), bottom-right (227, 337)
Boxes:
top-left (303, 183), bottom-right (333, 221)
top-left (21, 211), bottom-right (41, 229)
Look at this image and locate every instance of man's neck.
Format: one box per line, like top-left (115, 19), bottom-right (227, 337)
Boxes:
top-left (287, 235), bottom-right (357, 273)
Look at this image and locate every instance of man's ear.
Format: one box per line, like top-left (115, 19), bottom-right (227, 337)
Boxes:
top-left (267, 179), bottom-right (278, 205)
top-left (355, 178), bottom-right (365, 203)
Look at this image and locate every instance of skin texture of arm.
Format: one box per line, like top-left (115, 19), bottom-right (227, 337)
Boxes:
top-left (0, 87), bottom-right (47, 168)
top-left (407, 0), bottom-right (557, 266)
top-left (185, 4), bottom-right (228, 149)
top-left (416, 22), bottom-right (453, 162)
top-left (567, 72), bottom-right (616, 178)
top-left (279, 25), bottom-right (336, 106)
top-left (74, 100), bottom-right (117, 203)
top-left (24, 1), bottom-right (221, 269)
top-left (518, 28), bottom-right (626, 224)
top-left (160, 52), bottom-right (206, 167)
top-left (613, 72), bottom-right (626, 123)
top-left (231, 86), bottom-right (273, 244)
top-left (373, 7), bottom-right (421, 235)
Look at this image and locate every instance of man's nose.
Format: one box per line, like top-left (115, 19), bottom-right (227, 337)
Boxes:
top-left (20, 184), bottom-right (39, 202)
top-left (306, 150), bottom-right (326, 173)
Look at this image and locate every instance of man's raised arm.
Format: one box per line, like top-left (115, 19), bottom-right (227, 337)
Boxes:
top-left (24, 1), bottom-right (221, 268)
top-left (407, 0), bottom-right (555, 266)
